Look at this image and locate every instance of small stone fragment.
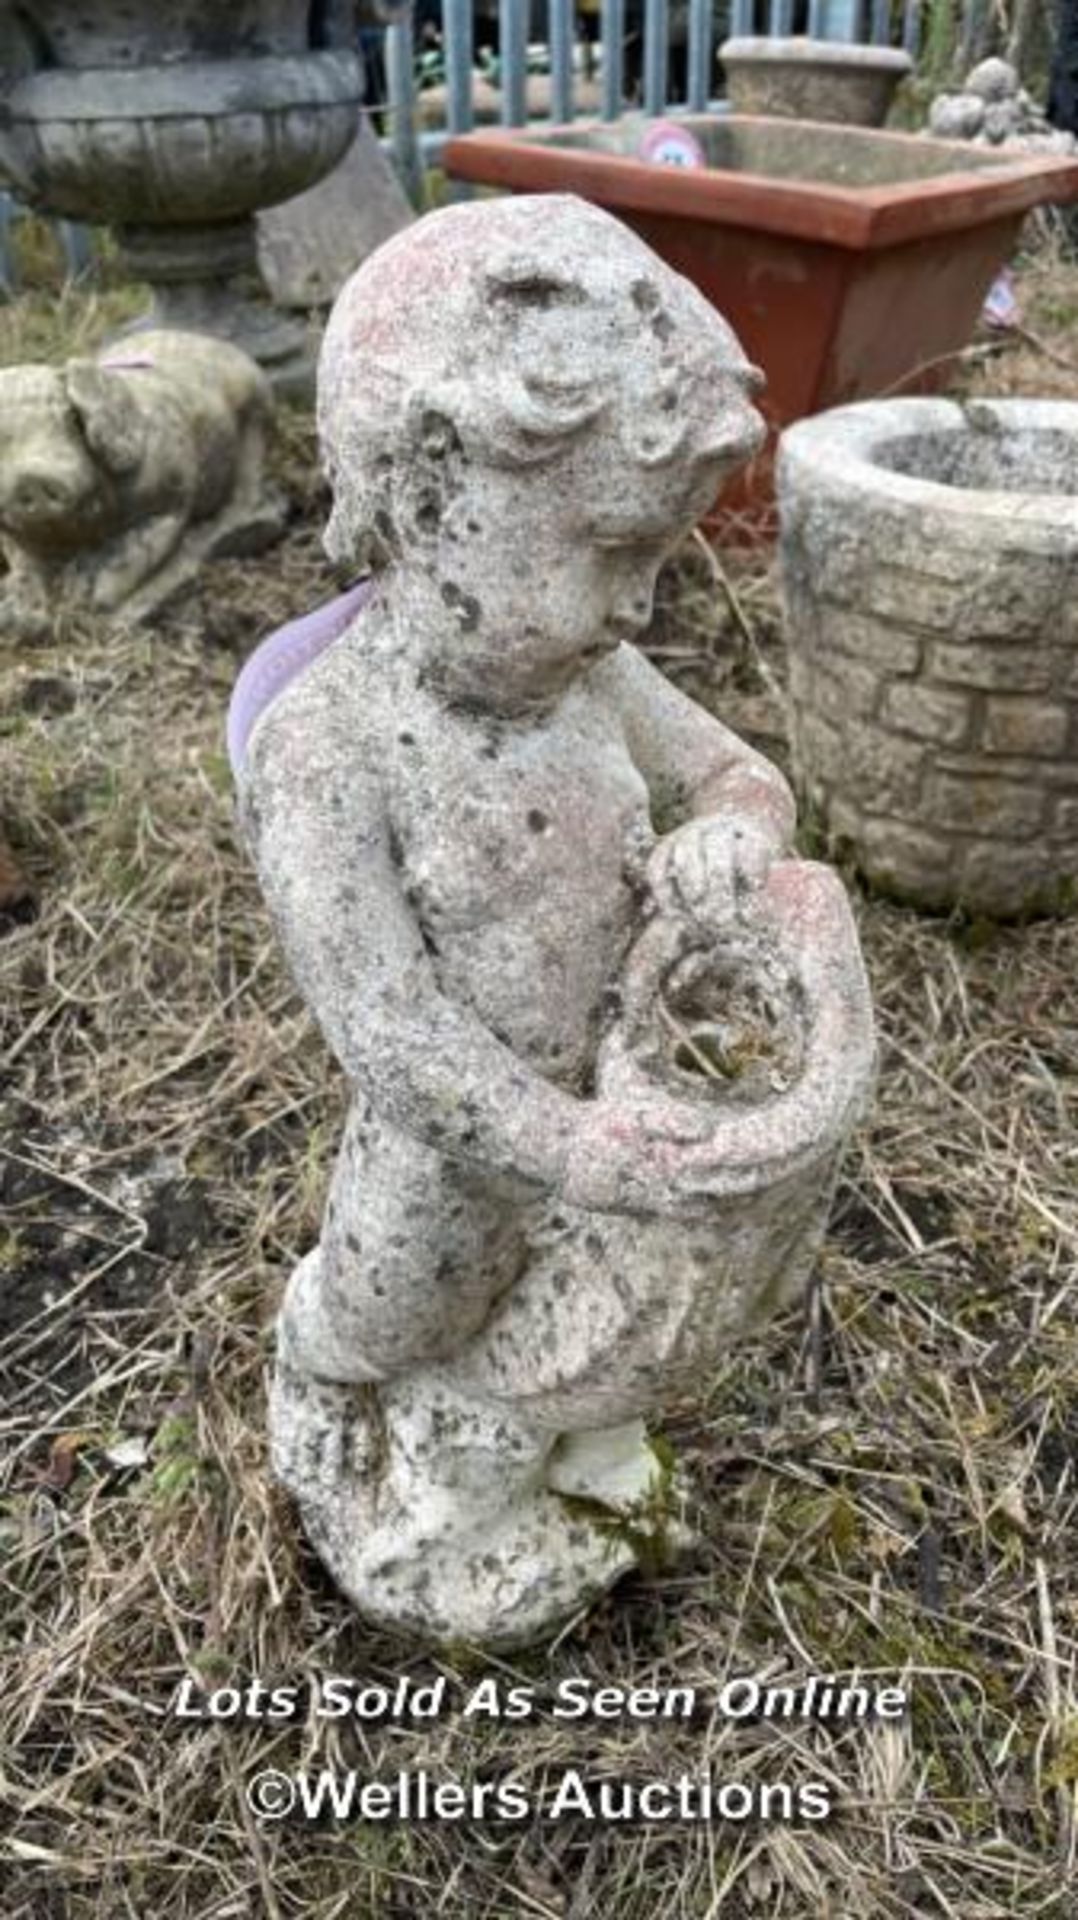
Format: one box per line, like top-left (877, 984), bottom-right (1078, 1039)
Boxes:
top-left (966, 57), bottom-right (1019, 102)
top-left (926, 61), bottom-right (1076, 155)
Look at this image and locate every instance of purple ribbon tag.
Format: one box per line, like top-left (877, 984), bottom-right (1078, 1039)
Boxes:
top-left (981, 267), bottom-right (1020, 331)
top-left (227, 578), bottom-right (375, 778)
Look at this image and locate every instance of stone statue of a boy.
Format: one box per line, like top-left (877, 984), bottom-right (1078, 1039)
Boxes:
top-left (233, 195), bottom-right (874, 1647)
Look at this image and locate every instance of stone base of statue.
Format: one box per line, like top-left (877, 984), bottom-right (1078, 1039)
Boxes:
top-left (270, 1349), bottom-right (650, 1647)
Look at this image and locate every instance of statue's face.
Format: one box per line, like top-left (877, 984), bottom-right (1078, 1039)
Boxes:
top-left (411, 379), bottom-right (759, 714)
top-left (323, 204), bottom-right (767, 714)
top-left (322, 194), bottom-right (772, 697)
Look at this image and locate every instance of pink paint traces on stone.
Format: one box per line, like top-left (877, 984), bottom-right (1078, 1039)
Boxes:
top-left (227, 578), bottom-right (375, 776)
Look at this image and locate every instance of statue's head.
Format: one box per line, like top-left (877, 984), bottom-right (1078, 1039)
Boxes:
top-left (319, 195), bottom-right (765, 707)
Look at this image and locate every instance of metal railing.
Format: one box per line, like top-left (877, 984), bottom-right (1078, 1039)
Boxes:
top-left (384, 0), bottom-right (926, 183)
top-left (0, 195), bottom-right (94, 302)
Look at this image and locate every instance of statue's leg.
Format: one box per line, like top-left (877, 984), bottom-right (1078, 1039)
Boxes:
top-left (89, 511), bottom-right (187, 612)
top-left (193, 406), bottom-right (285, 559)
top-left (0, 539), bottom-right (52, 639)
top-left (269, 1103), bottom-right (646, 1642)
top-left (229, 403), bottom-right (268, 512)
top-left (277, 1093), bottom-right (529, 1383)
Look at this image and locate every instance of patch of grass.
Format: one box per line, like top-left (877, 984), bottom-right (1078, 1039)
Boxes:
top-left (0, 255), bottom-right (146, 367)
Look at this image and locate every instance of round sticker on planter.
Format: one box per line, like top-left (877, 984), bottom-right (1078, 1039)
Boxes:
top-left (639, 121), bottom-right (706, 169)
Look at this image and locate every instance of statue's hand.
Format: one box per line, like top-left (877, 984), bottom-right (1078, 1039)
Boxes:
top-left (560, 1091), bottom-right (716, 1216)
top-left (647, 813), bottom-right (780, 932)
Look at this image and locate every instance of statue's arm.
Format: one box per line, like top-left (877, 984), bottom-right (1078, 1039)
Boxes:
top-left (240, 695), bottom-right (582, 1191)
top-left (600, 641), bottom-right (795, 845)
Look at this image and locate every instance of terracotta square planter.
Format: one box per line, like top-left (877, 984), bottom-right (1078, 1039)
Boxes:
top-left (445, 116), bottom-right (1078, 528)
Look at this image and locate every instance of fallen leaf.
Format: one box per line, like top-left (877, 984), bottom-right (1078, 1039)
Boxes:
top-left (38, 1431), bottom-right (89, 1492)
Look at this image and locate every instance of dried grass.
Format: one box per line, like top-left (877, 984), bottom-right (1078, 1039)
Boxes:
top-left (2, 229), bottom-right (1078, 1919)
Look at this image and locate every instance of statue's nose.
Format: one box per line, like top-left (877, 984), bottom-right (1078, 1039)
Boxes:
top-left (700, 396), bottom-right (767, 471)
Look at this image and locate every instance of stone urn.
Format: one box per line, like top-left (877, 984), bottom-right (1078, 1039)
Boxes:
top-left (779, 398), bottom-right (1078, 919)
top-left (719, 37), bottom-right (913, 128)
top-left (0, 2), bottom-right (389, 393)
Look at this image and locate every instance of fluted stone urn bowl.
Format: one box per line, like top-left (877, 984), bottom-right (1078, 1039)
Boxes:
top-left (719, 37), bottom-right (913, 128)
top-left (0, 1), bottom-right (373, 392)
top-left (779, 398), bottom-right (1078, 919)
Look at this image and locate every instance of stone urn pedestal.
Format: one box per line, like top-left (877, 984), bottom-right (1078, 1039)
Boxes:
top-left (0, 2), bottom-right (372, 394)
top-left (719, 37), bottom-right (913, 129)
top-left (779, 398), bottom-right (1078, 919)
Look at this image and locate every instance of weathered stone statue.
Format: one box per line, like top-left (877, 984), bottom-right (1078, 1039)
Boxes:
top-left (232, 195), bottom-right (875, 1648)
top-left (0, 331), bottom-right (282, 636)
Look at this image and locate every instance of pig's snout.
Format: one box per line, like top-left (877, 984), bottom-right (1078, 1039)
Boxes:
top-left (1, 455), bottom-right (93, 542)
top-left (11, 468), bottom-right (77, 517)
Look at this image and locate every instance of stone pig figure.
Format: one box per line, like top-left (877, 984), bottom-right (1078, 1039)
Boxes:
top-left (0, 329), bottom-right (283, 636)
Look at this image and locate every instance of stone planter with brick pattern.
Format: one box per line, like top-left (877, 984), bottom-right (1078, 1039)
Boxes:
top-left (778, 398), bottom-right (1078, 918)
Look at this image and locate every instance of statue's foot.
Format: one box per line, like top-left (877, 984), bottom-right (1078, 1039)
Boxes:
top-left (545, 1418), bottom-right (660, 1508)
top-left (269, 1348), bottom-right (641, 1649)
top-left (0, 590), bottom-right (50, 641)
top-left (201, 491), bottom-right (287, 561)
top-left (545, 1421), bottom-right (694, 1567)
top-left (269, 1343), bottom-right (379, 1513)
top-left (340, 1485), bottom-right (640, 1649)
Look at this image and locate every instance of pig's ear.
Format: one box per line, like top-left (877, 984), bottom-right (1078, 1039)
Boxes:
top-left (64, 360), bottom-right (145, 475)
